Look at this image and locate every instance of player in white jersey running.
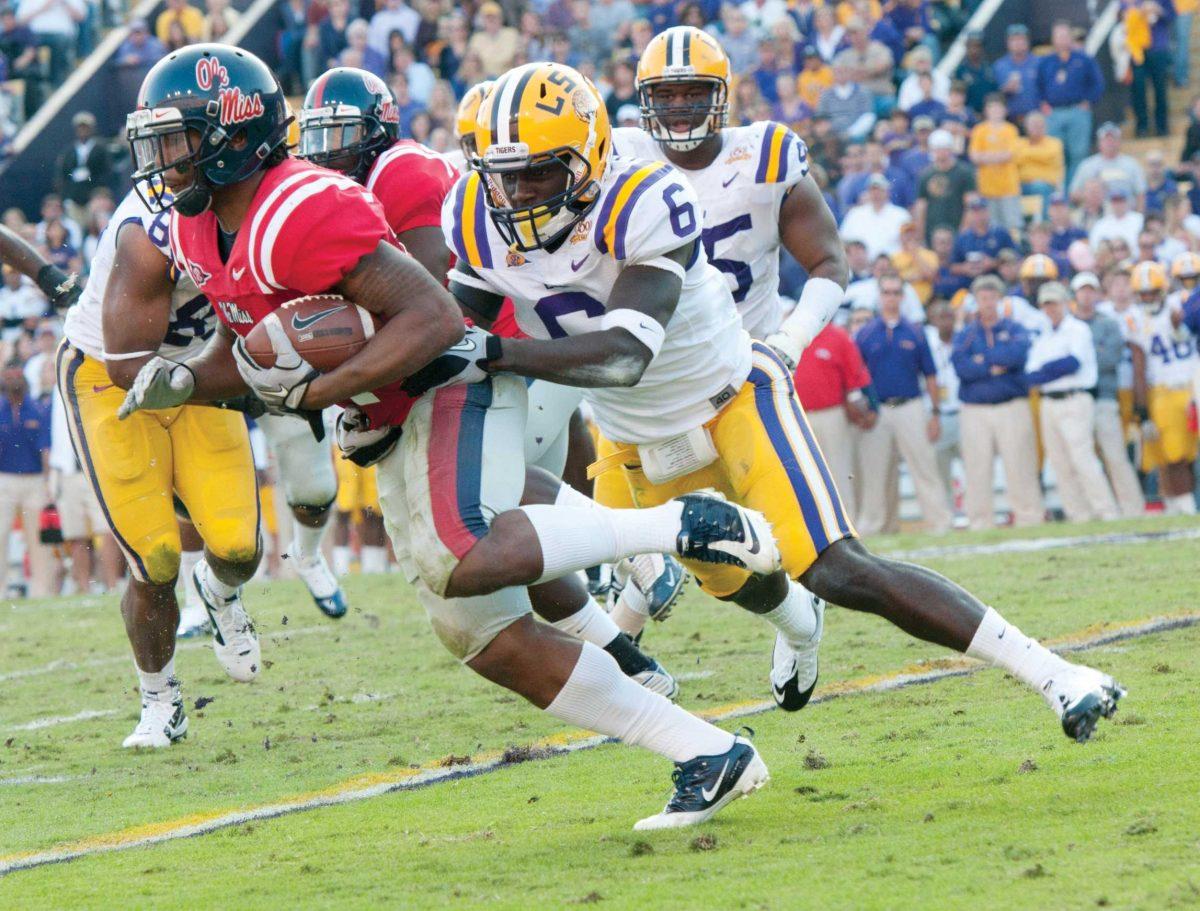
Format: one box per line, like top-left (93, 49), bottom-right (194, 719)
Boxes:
top-left (59, 184), bottom-right (264, 747)
top-left (425, 62), bottom-right (1127, 808)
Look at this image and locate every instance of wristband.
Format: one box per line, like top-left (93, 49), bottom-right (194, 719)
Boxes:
top-left (778, 276), bottom-right (845, 352)
top-left (600, 308), bottom-right (666, 358)
top-left (482, 333), bottom-right (503, 372)
top-left (36, 263), bottom-right (69, 299)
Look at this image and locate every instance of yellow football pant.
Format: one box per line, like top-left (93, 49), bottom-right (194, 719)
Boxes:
top-left (1143, 386), bottom-right (1198, 470)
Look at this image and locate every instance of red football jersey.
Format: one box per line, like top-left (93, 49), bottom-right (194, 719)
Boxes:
top-left (365, 140), bottom-right (459, 236)
top-left (168, 157), bottom-right (418, 427)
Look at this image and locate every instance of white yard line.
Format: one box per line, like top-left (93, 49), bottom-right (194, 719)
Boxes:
top-left (7, 710), bottom-right (118, 732)
top-left (885, 526), bottom-right (1200, 561)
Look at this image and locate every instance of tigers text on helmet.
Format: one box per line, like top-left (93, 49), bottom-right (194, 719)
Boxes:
top-left (1131, 260), bottom-right (1168, 314)
top-left (636, 26), bottom-right (730, 152)
top-left (455, 80), bottom-right (494, 162)
top-left (473, 62), bottom-right (609, 252)
top-left (127, 44), bottom-right (289, 217)
top-left (298, 67), bottom-right (399, 181)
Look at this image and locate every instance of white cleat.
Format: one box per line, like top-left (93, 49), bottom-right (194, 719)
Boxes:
top-left (123, 694), bottom-right (188, 749)
top-left (673, 492), bottom-right (781, 576)
top-left (614, 553), bottom-right (688, 623)
top-left (770, 594), bottom-right (824, 712)
top-left (293, 552), bottom-right (348, 619)
top-left (1041, 664), bottom-right (1126, 743)
top-left (192, 563), bottom-right (261, 682)
top-left (634, 735), bottom-right (769, 831)
top-left (632, 658), bottom-right (679, 700)
top-left (176, 602), bottom-right (211, 639)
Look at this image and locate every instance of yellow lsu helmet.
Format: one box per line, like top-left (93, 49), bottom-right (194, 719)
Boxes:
top-left (1131, 260), bottom-right (1168, 312)
top-left (1170, 251), bottom-right (1200, 287)
top-left (1019, 253), bottom-right (1059, 282)
top-left (474, 62), bottom-right (610, 251)
top-left (455, 79), bottom-right (494, 160)
top-left (636, 26), bottom-right (730, 151)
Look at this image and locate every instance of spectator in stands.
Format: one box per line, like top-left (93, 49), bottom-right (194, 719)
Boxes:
top-left (435, 13), bottom-right (468, 81)
top-left (1025, 281), bottom-right (1120, 523)
top-left (793, 321), bottom-right (873, 521)
top-left (740, 0), bottom-right (787, 34)
top-left (40, 220), bottom-right (78, 279)
top-left (643, 0), bottom-right (677, 34)
top-left (368, 0), bottom-right (417, 59)
top-left (1, 4), bottom-right (41, 112)
top-left (952, 274), bottom-right (1043, 530)
top-left (54, 111), bottom-right (110, 228)
top-left (834, 16), bottom-right (893, 102)
top-left (925, 299), bottom-right (961, 516)
top-left (388, 71), bottom-right (422, 136)
top-left (276, 0), bottom-right (308, 92)
top-left (797, 45), bottom-right (833, 110)
top-left (969, 93), bottom-right (1023, 232)
top-left (855, 273), bottom-right (952, 535)
top-left (203, 0), bottom-right (237, 41)
top-left (954, 30), bottom-right (995, 114)
top-left (808, 5), bottom-right (845, 64)
top-left (592, 0), bottom-right (636, 40)
top-left (845, 252), bottom-right (927, 322)
top-left (931, 226), bottom-right (969, 300)
top-left (1126, 0), bottom-right (1175, 138)
top-left (154, 0), bottom-right (203, 46)
top-left (772, 72), bottom-right (813, 132)
top-left (1143, 150), bottom-right (1179, 216)
top-left (79, 189), bottom-right (111, 268)
top-left (567, 0), bottom-right (611, 65)
top-left (951, 195), bottom-right (1014, 283)
top-left (0, 358), bottom-right (50, 597)
top-left (163, 18), bottom-right (189, 52)
top-left (897, 45), bottom-right (948, 113)
top-left (468, 1), bottom-right (519, 77)
top-left (892, 221), bottom-right (938, 306)
top-left (897, 114), bottom-right (934, 180)
top-left (886, 0), bottom-right (935, 58)
top-left (818, 62), bottom-right (875, 141)
top-left (1028, 222), bottom-right (1070, 277)
top-left (906, 72), bottom-right (947, 123)
top-left (392, 39), bottom-right (433, 104)
top-left (916, 128), bottom-right (975, 242)
top-left (709, 6), bottom-right (756, 73)
top-left (1090, 186), bottom-right (1145, 250)
top-left (315, 0), bottom-right (350, 70)
top-left (992, 24), bottom-right (1040, 121)
top-left (116, 17), bottom-right (164, 67)
top-left (1047, 193), bottom-right (1088, 252)
top-left (340, 19), bottom-right (386, 79)
top-left (1070, 122), bottom-right (1147, 202)
top-left (36, 193), bottom-right (80, 249)
top-left (1173, 0), bottom-right (1195, 87)
top-left (1015, 111), bottom-right (1065, 218)
top-left (841, 174), bottom-right (911, 260)
top-left (0, 267), bottom-right (44, 340)
top-left (604, 60), bottom-right (636, 121)
top-left (1038, 19), bottom-right (1105, 184)
top-left (15, 0), bottom-right (82, 89)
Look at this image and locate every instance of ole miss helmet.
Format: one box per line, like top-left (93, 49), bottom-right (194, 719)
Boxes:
top-left (298, 67), bottom-right (400, 182)
top-left (127, 44), bottom-right (289, 216)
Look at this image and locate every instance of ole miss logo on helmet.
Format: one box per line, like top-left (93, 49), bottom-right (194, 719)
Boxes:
top-left (196, 54), bottom-right (266, 126)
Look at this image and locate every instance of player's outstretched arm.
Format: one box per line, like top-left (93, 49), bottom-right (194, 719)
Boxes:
top-left (0, 224), bottom-right (81, 310)
top-left (301, 240), bottom-right (465, 409)
top-left (486, 243), bottom-right (691, 388)
top-left (767, 178), bottom-right (850, 367)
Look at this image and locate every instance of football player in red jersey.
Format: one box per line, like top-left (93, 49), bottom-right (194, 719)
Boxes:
top-left (120, 45), bottom-right (785, 829)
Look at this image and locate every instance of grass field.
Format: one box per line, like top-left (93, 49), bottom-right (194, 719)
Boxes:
top-left (1, 517), bottom-right (1198, 909)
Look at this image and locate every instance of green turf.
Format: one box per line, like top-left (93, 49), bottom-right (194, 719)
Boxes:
top-left (0, 518), bottom-right (1197, 909)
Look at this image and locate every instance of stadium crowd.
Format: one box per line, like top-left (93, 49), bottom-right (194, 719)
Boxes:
top-left (0, 0), bottom-right (1198, 596)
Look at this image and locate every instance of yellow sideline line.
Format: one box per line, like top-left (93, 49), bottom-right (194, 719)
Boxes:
top-left (1, 609), bottom-right (1196, 877)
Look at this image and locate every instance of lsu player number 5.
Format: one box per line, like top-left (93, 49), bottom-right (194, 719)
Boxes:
top-left (425, 61), bottom-right (1128, 765)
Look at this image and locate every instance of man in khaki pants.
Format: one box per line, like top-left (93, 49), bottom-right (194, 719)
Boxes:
top-left (952, 275), bottom-right (1045, 529)
top-left (1025, 283), bottom-right (1120, 522)
top-left (0, 361), bottom-right (52, 597)
top-left (854, 275), bottom-right (952, 534)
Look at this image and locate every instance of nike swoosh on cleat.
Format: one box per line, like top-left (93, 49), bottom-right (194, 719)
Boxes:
top-left (745, 522), bottom-right (761, 555)
top-left (700, 759), bottom-right (730, 802)
top-left (291, 305), bottom-right (347, 331)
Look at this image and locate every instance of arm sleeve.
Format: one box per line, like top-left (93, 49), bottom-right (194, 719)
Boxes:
top-left (1025, 356), bottom-right (1081, 386)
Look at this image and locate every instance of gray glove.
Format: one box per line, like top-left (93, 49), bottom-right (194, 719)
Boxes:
top-left (335, 405), bottom-right (401, 467)
top-left (232, 315), bottom-right (320, 413)
top-left (117, 356), bottom-right (195, 419)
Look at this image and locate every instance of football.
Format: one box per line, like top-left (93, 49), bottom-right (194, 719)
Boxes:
top-left (242, 294), bottom-right (380, 373)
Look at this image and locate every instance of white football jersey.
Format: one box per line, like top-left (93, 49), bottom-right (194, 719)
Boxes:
top-left (611, 121), bottom-right (809, 341)
top-left (1130, 303), bottom-right (1199, 388)
top-left (442, 157), bottom-right (751, 444)
top-left (64, 186), bottom-right (213, 362)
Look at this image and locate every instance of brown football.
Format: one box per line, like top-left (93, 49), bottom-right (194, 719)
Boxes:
top-left (243, 295), bottom-right (380, 373)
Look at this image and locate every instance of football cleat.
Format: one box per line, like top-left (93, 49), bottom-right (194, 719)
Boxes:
top-left (632, 657), bottom-right (679, 700)
top-left (192, 563), bottom-right (261, 682)
top-left (673, 492), bottom-right (780, 576)
top-left (293, 552), bottom-right (347, 619)
top-left (1041, 664), bottom-right (1126, 743)
top-left (123, 694), bottom-right (188, 749)
top-left (614, 553), bottom-right (689, 623)
top-left (176, 603), bottom-right (211, 639)
top-left (634, 734), bottom-right (769, 830)
top-left (770, 594), bottom-right (825, 712)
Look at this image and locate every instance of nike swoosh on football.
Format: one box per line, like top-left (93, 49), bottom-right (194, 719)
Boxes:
top-left (722, 174), bottom-right (738, 187)
top-left (700, 759), bottom-right (730, 802)
top-left (291, 306), bottom-right (347, 331)
top-left (571, 256), bottom-right (589, 271)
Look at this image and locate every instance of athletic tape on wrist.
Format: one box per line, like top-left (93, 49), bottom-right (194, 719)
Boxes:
top-left (780, 276), bottom-right (845, 350)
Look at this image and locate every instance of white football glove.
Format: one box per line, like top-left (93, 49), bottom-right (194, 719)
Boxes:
top-left (335, 405), bottom-right (402, 467)
top-left (401, 324), bottom-right (498, 397)
top-left (764, 330), bottom-right (803, 372)
top-left (117, 356), bottom-right (196, 419)
top-left (232, 315), bottom-right (320, 413)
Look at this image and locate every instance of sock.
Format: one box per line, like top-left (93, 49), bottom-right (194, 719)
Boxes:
top-left (762, 581), bottom-right (820, 650)
top-left (179, 550), bottom-right (201, 589)
top-left (545, 642), bottom-right (733, 762)
top-left (966, 607), bottom-right (1069, 691)
top-left (549, 596), bottom-right (621, 647)
top-left (290, 521), bottom-right (327, 563)
top-left (610, 583), bottom-right (650, 638)
top-left (520, 502), bottom-right (683, 581)
top-left (554, 482), bottom-right (596, 511)
top-left (136, 656), bottom-right (178, 698)
top-left (332, 545), bottom-right (351, 577)
top-left (201, 560), bottom-right (239, 600)
top-left (361, 546), bottom-right (388, 574)
top-left (1167, 493), bottom-right (1197, 515)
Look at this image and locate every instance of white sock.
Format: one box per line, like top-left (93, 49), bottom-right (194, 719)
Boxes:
top-left (179, 550), bottom-right (203, 610)
top-left (545, 642), bottom-right (733, 762)
top-left (290, 521), bottom-right (327, 563)
top-left (201, 560), bottom-right (239, 600)
top-left (554, 482), bottom-right (596, 511)
top-left (610, 583), bottom-right (650, 638)
top-left (520, 502), bottom-right (682, 582)
top-left (1167, 493), bottom-right (1197, 515)
top-left (136, 656), bottom-right (178, 698)
top-left (966, 607), bottom-right (1069, 691)
top-left (550, 596), bottom-right (621, 647)
top-left (763, 581), bottom-right (820, 650)
top-left (361, 546), bottom-right (388, 574)
top-left (332, 545), bottom-right (352, 577)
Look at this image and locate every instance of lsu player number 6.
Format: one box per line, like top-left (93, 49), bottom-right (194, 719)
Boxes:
top-left (426, 60), bottom-right (1128, 759)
